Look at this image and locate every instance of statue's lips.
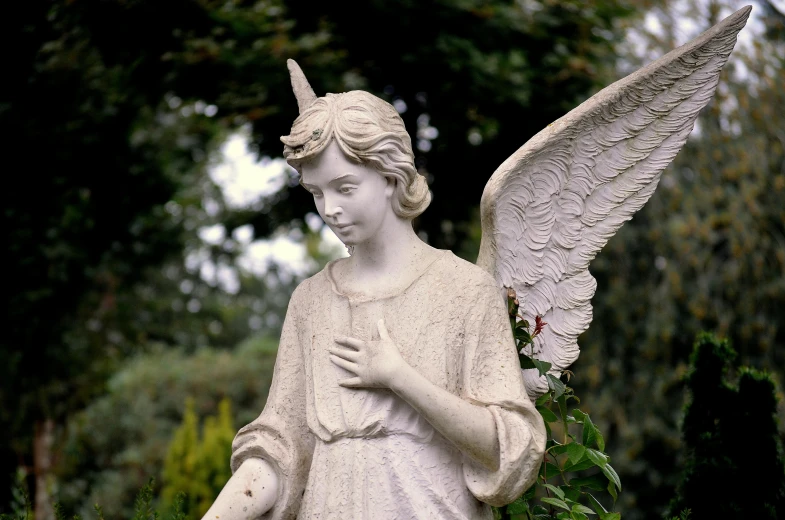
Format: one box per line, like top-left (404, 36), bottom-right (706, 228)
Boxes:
top-left (333, 223), bottom-right (354, 231)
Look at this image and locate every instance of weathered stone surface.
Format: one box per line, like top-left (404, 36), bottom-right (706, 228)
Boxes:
top-left (202, 7), bottom-right (749, 518)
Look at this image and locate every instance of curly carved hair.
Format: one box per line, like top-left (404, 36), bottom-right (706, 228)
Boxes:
top-left (280, 91), bottom-right (431, 219)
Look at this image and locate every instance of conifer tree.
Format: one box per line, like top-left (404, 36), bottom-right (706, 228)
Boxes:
top-left (162, 398), bottom-right (235, 519)
top-left (162, 399), bottom-right (199, 514)
top-left (669, 333), bottom-right (785, 519)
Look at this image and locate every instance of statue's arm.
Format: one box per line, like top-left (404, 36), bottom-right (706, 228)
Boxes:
top-left (201, 458), bottom-right (278, 520)
top-left (388, 361), bottom-right (500, 470)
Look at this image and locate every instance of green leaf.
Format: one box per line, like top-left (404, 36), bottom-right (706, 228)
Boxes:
top-left (543, 417), bottom-right (552, 438)
top-left (563, 457), bottom-right (597, 472)
top-left (585, 449), bottom-right (608, 467)
top-left (506, 497), bottom-right (528, 514)
top-left (515, 328), bottom-right (533, 344)
top-left (536, 393), bottom-right (551, 407)
top-left (599, 513), bottom-right (621, 520)
top-left (595, 430), bottom-right (605, 452)
top-left (541, 497), bottom-right (571, 511)
top-left (564, 443), bottom-right (586, 464)
top-left (570, 512), bottom-right (589, 520)
top-left (537, 405), bottom-right (559, 423)
top-left (571, 503), bottom-right (596, 515)
top-left (581, 413), bottom-right (600, 450)
top-left (543, 484), bottom-right (565, 500)
top-left (607, 479), bottom-right (618, 502)
top-left (532, 505), bottom-right (549, 515)
top-left (601, 463), bottom-right (621, 492)
top-left (570, 474), bottom-right (608, 491)
top-left (557, 393), bottom-right (569, 428)
top-left (555, 513), bottom-right (570, 520)
top-left (519, 354), bottom-right (537, 370)
top-left (547, 374), bottom-right (566, 399)
top-left (562, 485), bottom-right (581, 502)
top-left (533, 358), bottom-right (552, 377)
top-left (586, 493), bottom-right (608, 514)
top-left (550, 443), bottom-right (568, 456)
top-left (542, 461), bottom-right (562, 480)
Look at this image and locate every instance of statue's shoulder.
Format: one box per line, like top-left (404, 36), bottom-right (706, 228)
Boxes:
top-left (290, 267), bottom-right (331, 304)
top-left (433, 251), bottom-right (499, 294)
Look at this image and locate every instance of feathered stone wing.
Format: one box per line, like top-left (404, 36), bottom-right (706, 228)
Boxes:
top-left (476, 6), bottom-right (751, 398)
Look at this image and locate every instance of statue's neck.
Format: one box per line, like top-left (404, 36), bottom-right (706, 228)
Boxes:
top-left (350, 218), bottom-right (421, 275)
top-left (334, 219), bottom-right (440, 299)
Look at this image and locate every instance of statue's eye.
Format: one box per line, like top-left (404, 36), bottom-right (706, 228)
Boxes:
top-left (339, 186), bottom-right (356, 194)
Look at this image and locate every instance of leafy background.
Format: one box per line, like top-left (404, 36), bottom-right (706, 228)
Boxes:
top-left (2, 0), bottom-right (783, 519)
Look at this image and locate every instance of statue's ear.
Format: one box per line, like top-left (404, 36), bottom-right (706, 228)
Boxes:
top-left (287, 59), bottom-right (317, 114)
top-left (385, 176), bottom-right (396, 198)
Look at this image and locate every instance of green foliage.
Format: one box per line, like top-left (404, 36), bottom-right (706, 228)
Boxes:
top-left (55, 337), bottom-right (277, 520)
top-left (2, 479), bottom-right (186, 520)
top-left (668, 333), bottom-right (785, 519)
top-left (162, 401), bottom-right (199, 515)
top-left (494, 291), bottom-right (621, 520)
top-left (3, 0), bottom-right (636, 502)
top-left (131, 479), bottom-right (159, 520)
top-left (7, 1), bottom-right (781, 518)
top-left (162, 398), bottom-right (235, 518)
top-left (571, 2), bottom-right (785, 516)
top-left (0, 470), bottom-right (31, 520)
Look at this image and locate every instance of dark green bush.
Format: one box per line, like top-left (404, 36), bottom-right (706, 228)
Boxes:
top-left (669, 333), bottom-right (785, 519)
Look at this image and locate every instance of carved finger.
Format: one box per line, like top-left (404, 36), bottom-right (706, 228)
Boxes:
top-left (338, 377), bottom-right (364, 388)
top-left (377, 319), bottom-right (391, 342)
top-left (330, 355), bottom-right (358, 373)
top-left (328, 347), bottom-right (360, 361)
top-left (334, 336), bottom-right (365, 350)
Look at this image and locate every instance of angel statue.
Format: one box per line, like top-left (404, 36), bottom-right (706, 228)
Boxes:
top-left (202, 6), bottom-right (750, 520)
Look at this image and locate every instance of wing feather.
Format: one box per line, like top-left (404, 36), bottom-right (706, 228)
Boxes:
top-left (476, 6), bottom-right (751, 397)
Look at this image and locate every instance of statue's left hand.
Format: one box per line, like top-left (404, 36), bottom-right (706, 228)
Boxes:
top-left (330, 319), bottom-right (405, 388)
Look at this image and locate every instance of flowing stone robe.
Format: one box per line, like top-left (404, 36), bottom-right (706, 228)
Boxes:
top-left (231, 251), bottom-right (546, 519)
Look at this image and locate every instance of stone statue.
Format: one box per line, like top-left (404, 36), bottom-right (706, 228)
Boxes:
top-left (202, 7), bottom-right (749, 519)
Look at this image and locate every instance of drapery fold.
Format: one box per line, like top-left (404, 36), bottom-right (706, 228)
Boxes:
top-left (231, 253), bottom-right (546, 519)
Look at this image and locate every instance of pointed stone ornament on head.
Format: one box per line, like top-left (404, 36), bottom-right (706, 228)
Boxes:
top-left (287, 59), bottom-right (318, 114)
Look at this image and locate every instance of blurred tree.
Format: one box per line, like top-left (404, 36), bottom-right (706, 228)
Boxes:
top-left (572, 1), bottom-right (785, 518)
top-left (162, 399), bottom-right (200, 515)
top-left (2, 4), bottom-right (217, 516)
top-left (3, 1), bottom-right (638, 514)
top-left (26, 0), bottom-right (637, 249)
top-left (55, 337), bottom-right (277, 520)
top-left (192, 399), bottom-right (235, 515)
top-left (668, 333), bottom-right (785, 519)
top-left (234, 0), bottom-right (638, 251)
top-left (1, 1), bottom-right (328, 513)
top-left (162, 398), bottom-right (235, 519)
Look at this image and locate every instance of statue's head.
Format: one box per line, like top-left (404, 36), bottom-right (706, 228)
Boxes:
top-left (280, 60), bottom-right (430, 220)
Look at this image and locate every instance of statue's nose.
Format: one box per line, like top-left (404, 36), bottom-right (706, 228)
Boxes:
top-left (323, 194), bottom-right (343, 219)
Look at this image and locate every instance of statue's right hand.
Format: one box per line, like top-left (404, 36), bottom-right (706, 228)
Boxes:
top-left (201, 458), bottom-right (279, 520)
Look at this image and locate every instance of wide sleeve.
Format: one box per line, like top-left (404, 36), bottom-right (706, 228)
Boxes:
top-left (460, 280), bottom-right (547, 506)
top-left (230, 284), bottom-right (315, 520)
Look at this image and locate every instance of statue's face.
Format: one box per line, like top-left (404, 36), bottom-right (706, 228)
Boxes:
top-left (300, 140), bottom-right (395, 247)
